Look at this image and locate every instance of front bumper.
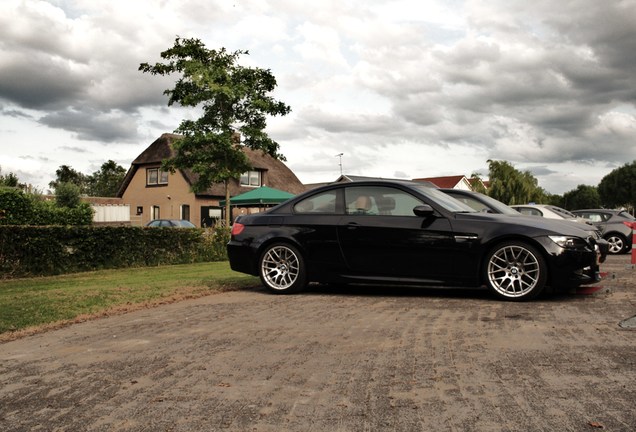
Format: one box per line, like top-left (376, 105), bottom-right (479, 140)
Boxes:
top-left (538, 236), bottom-right (604, 289)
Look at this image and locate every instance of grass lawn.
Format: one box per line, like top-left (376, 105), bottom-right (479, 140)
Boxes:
top-left (0, 261), bottom-right (259, 340)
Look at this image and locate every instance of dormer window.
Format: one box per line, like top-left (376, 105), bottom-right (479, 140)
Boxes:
top-left (147, 168), bottom-right (169, 186)
top-left (240, 170), bottom-right (261, 187)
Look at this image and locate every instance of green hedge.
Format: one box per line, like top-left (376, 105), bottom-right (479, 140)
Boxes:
top-left (0, 188), bottom-right (93, 226)
top-left (0, 225), bottom-right (230, 278)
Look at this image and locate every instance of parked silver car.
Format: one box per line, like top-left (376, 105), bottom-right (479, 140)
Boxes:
top-left (571, 209), bottom-right (634, 254)
top-left (441, 190), bottom-right (606, 246)
top-left (145, 219), bottom-right (196, 228)
top-left (511, 204), bottom-right (585, 222)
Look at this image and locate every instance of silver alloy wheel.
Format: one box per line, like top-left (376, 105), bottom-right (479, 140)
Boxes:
top-left (260, 245), bottom-right (301, 290)
top-left (487, 244), bottom-right (541, 298)
top-left (606, 235), bottom-right (625, 254)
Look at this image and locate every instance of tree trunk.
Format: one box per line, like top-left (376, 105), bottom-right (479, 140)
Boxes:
top-left (224, 179), bottom-right (231, 226)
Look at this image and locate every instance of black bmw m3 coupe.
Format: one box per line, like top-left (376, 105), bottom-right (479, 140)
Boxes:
top-left (228, 180), bottom-right (605, 301)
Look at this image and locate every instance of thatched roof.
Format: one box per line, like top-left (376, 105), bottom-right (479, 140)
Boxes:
top-left (117, 133), bottom-right (305, 198)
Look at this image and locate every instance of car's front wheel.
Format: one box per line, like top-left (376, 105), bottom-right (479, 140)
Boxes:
top-left (604, 233), bottom-right (628, 254)
top-left (259, 243), bottom-right (307, 294)
top-left (484, 241), bottom-right (547, 301)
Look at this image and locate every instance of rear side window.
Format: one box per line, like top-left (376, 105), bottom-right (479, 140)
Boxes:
top-left (294, 190), bottom-right (339, 214)
top-left (580, 212), bottom-right (604, 222)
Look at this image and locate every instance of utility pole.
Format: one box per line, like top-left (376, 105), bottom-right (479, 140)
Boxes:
top-left (335, 153), bottom-right (343, 175)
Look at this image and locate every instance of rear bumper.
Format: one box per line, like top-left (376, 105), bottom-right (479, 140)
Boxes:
top-left (227, 241), bottom-right (259, 276)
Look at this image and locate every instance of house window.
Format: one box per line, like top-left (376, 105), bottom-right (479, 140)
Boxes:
top-left (181, 205), bottom-right (190, 222)
top-left (152, 205), bottom-right (160, 220)
top-left (147, 168), bottom-right (169, 186)
top-left (240, 170), bottom-right (261, 187)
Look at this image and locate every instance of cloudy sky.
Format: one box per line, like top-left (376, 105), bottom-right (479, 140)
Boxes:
top-left (1, 0), bottom-right (635, 194)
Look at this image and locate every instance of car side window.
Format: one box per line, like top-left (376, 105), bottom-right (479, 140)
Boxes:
top-left (450, 195), bottom-right (489, 212)
top-left (345, 186), bottom-right (423, 216)
top-left (294, 190), bottom-right (339, 214)
top-left (584, 213), bottom-right (603, 222)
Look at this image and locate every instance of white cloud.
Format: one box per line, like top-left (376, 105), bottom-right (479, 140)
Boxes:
top-left (1, 0), bottom-right (635, 195)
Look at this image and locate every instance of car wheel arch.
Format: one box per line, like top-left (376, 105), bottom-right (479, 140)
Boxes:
top-left (256, 232), bottom-right (305, 253)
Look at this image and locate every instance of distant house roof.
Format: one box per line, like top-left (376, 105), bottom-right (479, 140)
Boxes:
top-left (413, 175), bottom-right (472, 190)
top-left (117, 133), bottom-right (305, 198)
top-left (303, 174), bottom-right (410, 191)
top-left (304, 174), bottom-right (437, 190)
top-left (469, 177), bottom-right (489, 190)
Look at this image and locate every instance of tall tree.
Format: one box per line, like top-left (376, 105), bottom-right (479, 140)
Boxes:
top-left (469, 172), bottom-right (488, 194)
top-left (598, 160), bottom-right (636, 211)
top-left (55, 182), bottom-right (82, 208)
top-left (49, 165), bottom-right (88, 193)
top-left (140, 37), bottom-right (291, 225)
top-left (486, 160), bottom-right (546, 205)
top-left (562, 185), bottom-right (601, 210)
top-left (86, 160), bottom-right (126, 197)
top-left (0, 166), bottom-right (20, 188)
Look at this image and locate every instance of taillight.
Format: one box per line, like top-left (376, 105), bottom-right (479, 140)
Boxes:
top-left (231, 222), bottom-right (245, 236)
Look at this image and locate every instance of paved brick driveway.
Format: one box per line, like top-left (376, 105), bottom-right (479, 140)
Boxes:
top-left (1, 255), bottom-right (635, 431)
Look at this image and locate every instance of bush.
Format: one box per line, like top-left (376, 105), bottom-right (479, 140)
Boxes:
top-left (0, 188), bottom-right (93, 226)
top-left (54, 182), bottom-right (82, 208)
top-left (0, 225), bottom-right (229, 278)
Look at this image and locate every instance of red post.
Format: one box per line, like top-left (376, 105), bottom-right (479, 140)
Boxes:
top-left (624, 221), bottom-right (636, 265)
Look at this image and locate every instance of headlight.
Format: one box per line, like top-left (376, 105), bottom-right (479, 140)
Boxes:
top-left (548, 235), bottom-right (587, 249)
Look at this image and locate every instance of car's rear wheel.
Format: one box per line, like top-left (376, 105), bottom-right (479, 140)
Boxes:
top-left (259, 243), bottom-right (307, 294)
top-left (604, 233), bottom-right (627, 254)
top-left (484, 241), bottom-right (547, 301)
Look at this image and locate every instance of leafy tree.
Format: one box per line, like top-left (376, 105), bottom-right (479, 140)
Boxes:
top-left (469, 173), bottom-right (488, 194)
top-left (561, 185), bottom-right (601, 210)
top-left (140, 37), bottom-right (291, 225)
top-left (543, 193), bottom-right (564, 207)
top-left (55, 182), bottom-right (82, 208)
top-left (486, 160), bottom-right (547, 205)
top-left (0, 168), bottom-right (20, 188)
top-left (598, 160), bottom-right (636, 210)
top-left (86, 160), bottom-right (126, 197)
top-left (49, 165), bottom-right (88, 193)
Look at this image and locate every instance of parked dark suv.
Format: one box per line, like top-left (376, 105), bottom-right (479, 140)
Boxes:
top-left (571, 209), bottom-right (634, 254)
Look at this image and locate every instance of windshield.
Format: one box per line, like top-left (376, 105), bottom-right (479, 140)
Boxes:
top-left (410, 184), bottom-right (477, 213)
top-left (550, 206), bottom-right (577, 218)
top-left (618, 211), bottom-right (635, 220)
top-left (450, 191), bottom-right (520, 215)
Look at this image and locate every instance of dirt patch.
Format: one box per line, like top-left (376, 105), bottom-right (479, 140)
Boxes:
top-left (1, 255), bottom-right (635, 431)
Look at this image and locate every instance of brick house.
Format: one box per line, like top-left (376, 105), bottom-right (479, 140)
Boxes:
top-left (117, 133), bottom-right (305, 227)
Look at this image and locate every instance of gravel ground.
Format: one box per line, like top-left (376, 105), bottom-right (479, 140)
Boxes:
top-left (1, 254), bottom-right (635, 432)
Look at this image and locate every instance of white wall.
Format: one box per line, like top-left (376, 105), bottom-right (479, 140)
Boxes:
top-left (92, 204), bottom-right (130, 222)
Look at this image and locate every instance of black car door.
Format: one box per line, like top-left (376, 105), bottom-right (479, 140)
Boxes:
top-left (337, 186), bottom-right (457, 282)
top-left (288, 188), bottom-right (347, 274)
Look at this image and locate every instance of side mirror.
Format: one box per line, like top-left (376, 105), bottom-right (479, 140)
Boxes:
top-left (413, 205), bottom-right (435, 217)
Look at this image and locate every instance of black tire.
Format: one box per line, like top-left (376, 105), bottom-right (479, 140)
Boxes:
top-left (259, 243), bottom-right (307, 294)
top-left (604, 233), bottom-right (628, 254)
top-left (484, 241), bottom-right (547, 301)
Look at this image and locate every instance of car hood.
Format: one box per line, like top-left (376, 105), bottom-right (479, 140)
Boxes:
top-left (455, 212), bottom-right (597, 238)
